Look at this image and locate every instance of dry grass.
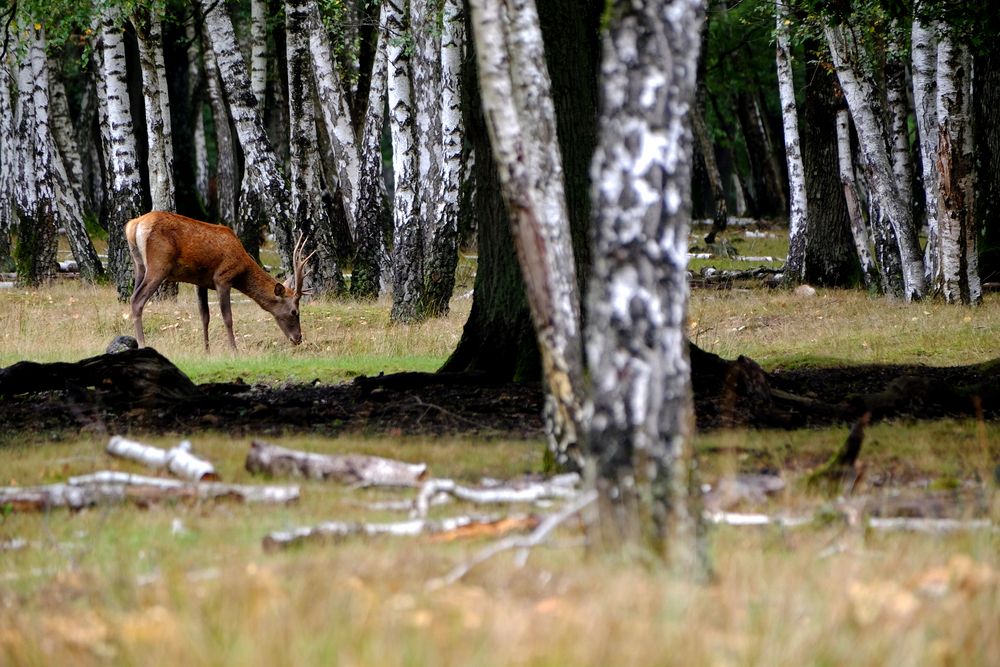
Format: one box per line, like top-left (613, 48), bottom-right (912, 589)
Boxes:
top-left (1, 275), bottom-right (998, 666)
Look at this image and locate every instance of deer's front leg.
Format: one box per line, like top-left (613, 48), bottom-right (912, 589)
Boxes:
top-left (216, 284), bottom-right (238, 350)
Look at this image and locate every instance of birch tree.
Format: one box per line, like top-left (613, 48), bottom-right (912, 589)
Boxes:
top-left (826, 21), bottom-right (925, 301)
top-left (0, 46), bottom-right (13, 267)
top-left (99, 7), bottom-right (143, 299)
top-left (250, 0), bottom-right (268, 106)
top-left (911, 11), bottom-right (939, 284)
top-left (586, 0), bottom-right (705, 567)
top-left (836, 108), bottom-right (879, 290)
top-left (287, 0), bottom-right (345, 294)
top-left (775, 0), bottom-right (807, 283)
top-left (134, 8), bottom-right (175, 212)
top-left (468, 0), bottom-right (585, 467)
top-left (198, 0), bottom-right (294, 270)
top-left (934, 25), bottom-right (980, 304)
top-left (202, 32), bottom-right (237, 231)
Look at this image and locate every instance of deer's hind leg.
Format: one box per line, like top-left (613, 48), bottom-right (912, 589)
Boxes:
top-left (130, 268), bottom-right (168, 348)
top-left (197, 286), bottom-right (211, 351)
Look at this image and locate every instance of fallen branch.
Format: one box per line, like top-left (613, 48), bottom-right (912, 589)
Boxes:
top-left (0, 471), bottom-right (299, 512)
top-left (413, 475), bottom-right (579, 517)
top-left (262, 514), bottom-right (537, 552)
top-left (246, 440), bottom-right (427, 486)
top-left (426, 489), bottom-right (597, 590)
top-left (107, 435), bottom-right (218, 481)
top-left (705, 510), bottom-right (995, 534)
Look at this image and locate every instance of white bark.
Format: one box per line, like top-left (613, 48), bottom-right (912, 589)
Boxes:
top-left (134, 9), bottom-right (175, 211)
top-left (935, 28), bottom-right (980, 304)
top-left (0, 50), bottom-right (13, 255)
top-left (911, 15), bottom-right (939, 284)
top-left (100, 6), bottom-right (144, 299)
top-left (469, 0), bottom-right (585, 467)
top-left (199, 0), bottom-right (294, 269)
top-left (826, 22), bottom-right (926, 300)
top-left (106, 436), bottom-right (219, 482)
top-left (836, 109), bottom-right (879, 290)
top-left (886, 34), bottom-right (913, 215)
top-left (250, 0), bottom-right (268, 106)
top-left (385, 0), bottom-right (424, 322)
top-left (201, 34), bottom-right (236, 229)
top-left (775, 1), bottom-right (807, 282)
top-left (413, 475), bottom-right (579, 518)
top-left (48, 72), bottom-right (87, 210)
top-left (306, 0), bottom-right (361, 235)
top-left (246, 440), bottom-right (428, 486)
top-left (586, 0), bottom-right (704, 568)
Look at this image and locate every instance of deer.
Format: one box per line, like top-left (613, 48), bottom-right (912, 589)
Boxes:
top-left (125, 211), bottom-right (314, 351)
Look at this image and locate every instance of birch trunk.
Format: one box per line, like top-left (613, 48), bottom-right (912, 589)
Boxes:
top-left (350, 3), bottom-right (392, 299)
top-left (202, 36), bottom-right (237, 230)
top-left (586, 0), bottom-right (704, 569)
top-left (134, 9), bottom-right (175, 212)
top-left (48, 71), bottom-right (87, 212)
top-left (886, 34), bottom-right (913, 217)
top-left (911, 14), bottom-right (939, 284)
top-left (14, 26), bottom-right (59, 287)
top-left (836, 108), bottom-right (879, 290)
top-left (251, 0), bottom-right (268, 106)
top-left (0, 43), bottom-right (16, 265)
top-left (100, 6), bottom-right (144, 299)
top-left (468, 0), bottom-right (585, 468)
top-left (76, 67), bottom-right (105, 217)
top-left (385, 0), bottom-right (425, 322)
top-left (199, 0), bottom-right (294, 271)
top-left (775, 1), bottom-right (807, 283)
top-left (186, 18), bottom-right (210, 206)
top-left (286, 0), bottom-right (345, 294)
top-left (935, 28), bottom-right (980, 304)
top-left (826, 22), bottom-right (925, 300)
top-left (306, 0), bottom-right (360, 236)
top-left (423, 0), bottom-right (465, 315)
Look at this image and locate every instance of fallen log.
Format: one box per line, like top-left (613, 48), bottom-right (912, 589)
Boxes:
top-left (107, 436), bottom-right (218, 481)
top-left (262, 514), bottom-right (538, 552)
top-left (413, 475), bottom-right (580, 518)
top-left (245, 440), bottom-right (427, 486)
top-left (0, 471), bottom-right (299, 512)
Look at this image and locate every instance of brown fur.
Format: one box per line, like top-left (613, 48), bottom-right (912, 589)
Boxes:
top-left (126, 211), bottom-right (304, 350)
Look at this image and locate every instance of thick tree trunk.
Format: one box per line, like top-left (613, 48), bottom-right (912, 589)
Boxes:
top-left (350, 3), bottom-right (392, 299)
top-left (775, 1), bottom-right (807, 283)
top-left (468, 0), bottom-right (586, 468)
top-left (586, 0), bottom-right (704, 570)
top-left (975, 52), bottom-right (1000, 284)
top-left (385, 0), bottom-right (425, 322)
top-left (826, 22), bottom-right (925, 301)
top-left (199, 0), bottom-right (294, 271)
top-left (934, 29), bottom-right (980, 304)
top-left (802, 53), bottom-right (858, 287)
top-left (0, 50), bottom-right (14, 267)
top-left (286, 0), bottom-right (345, 294)
top-left (201, 35), bottom-right (237, 231)
top-left (100, 7), bottom-right (144, 299)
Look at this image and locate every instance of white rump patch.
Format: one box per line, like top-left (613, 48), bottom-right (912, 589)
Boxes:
top-left (135, 222), bottom-right (151, 266)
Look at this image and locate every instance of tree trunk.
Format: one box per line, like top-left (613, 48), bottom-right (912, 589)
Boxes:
top-left (468, 0), bottom-right (586, 469)
top-left (201, 33), bottom-right (237, 231)
top-left (775, 1), bottom-right (807, 283)
top-left (350, 3), bottom-right (392, 299)
top-left (0, 48), bottom-right (14, 268)
top-left (251, 0), bottom-right (268, 106)
top-left (14, 26), bottom-right (59, 287)
top-left (199, 0), bottom-right (294, 271)
top-left (385, 0), bottom-right (425, 322)
top-left (802, 48), bottom-right (858, 287)
top-left (935, 28), bottom-right (980, 304)
top-left (975, 52), bottom-right (1000, 284)
top-left (48, 70), bottom-right (88, 213)
top-left (184, 18), bottom-right (210, 209)
top-left (911, 14), bottom-right (940, 285)
top-left (736, 89), bottom-right (787, 218)
top-left (423, 0), bottom-right (465, 316)
top-left (586, 0), bottom-right (704, 570)
top-left (286, 0), bottom-right (345, 294)
top-left (826, 22), bottom-right (925, 301)
top-left (100, 8), bottom-right (144, 299)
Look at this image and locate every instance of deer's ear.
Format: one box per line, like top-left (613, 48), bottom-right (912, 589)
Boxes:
top-left (274, 283), bottom-right (286, 297)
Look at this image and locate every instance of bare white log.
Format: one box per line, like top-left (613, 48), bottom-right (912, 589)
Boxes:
top-left (0, 473), bottom-right (299, 511)
top-left (706, 511), bottom-right (994, 534)
top-left (262, 514), bottom-right (531, 551)
top-left (106, 436), bottom-right (219, 481)
top-left (413, 475), bottom-right (579, 518)
top-left (245, 440), bottom-right (427, 486)
top-left (427, 489), bottom-right (597, 589)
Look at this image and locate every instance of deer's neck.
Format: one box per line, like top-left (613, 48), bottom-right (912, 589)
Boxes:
top-left (235, 263), bottom-right (282, 313)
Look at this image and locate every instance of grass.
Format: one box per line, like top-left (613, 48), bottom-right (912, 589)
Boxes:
top-left (1, 261), bottom-right (998, 665)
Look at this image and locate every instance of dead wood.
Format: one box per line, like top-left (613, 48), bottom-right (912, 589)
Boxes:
top-left (0, 471), bottom-right (299, 512)
top-left (107, 436), bottom-right (219, 481)
top-left (262, 514), bottom-right (538, 552)
top-left (0, 348), bottom-right (200, 406)
top-left (245, 440), bottom-right (428, 486)
top-left (806, 412), bottom-right (871, 492)
top-left (413, 474), bottom-right (580, 517)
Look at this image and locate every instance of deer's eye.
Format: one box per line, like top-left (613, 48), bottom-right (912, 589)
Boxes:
top-left (292, 310), bottom-right (298, 317)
